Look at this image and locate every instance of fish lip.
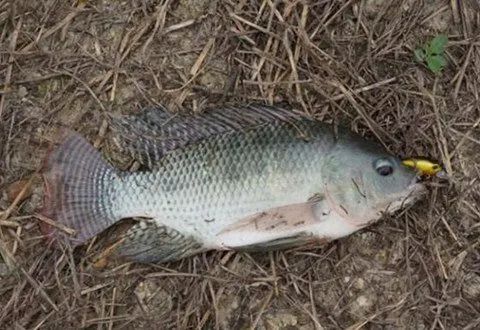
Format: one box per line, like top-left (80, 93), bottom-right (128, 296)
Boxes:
top-left (402, 180), bottom-right (427, 205)
top-left (410, 175), bottom-right (427, 195)
top-left (384, 179), bottom-right (426, 214)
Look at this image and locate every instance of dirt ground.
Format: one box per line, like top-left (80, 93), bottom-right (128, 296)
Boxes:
top-left (1, 0), bottom-right (479, 329)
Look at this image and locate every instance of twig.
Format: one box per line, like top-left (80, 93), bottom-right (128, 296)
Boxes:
top-left (0, 175), bottom-right (33, 268)
top-left (230, 13), bottom-right (276, 37)
top-left (163, 19), bottom-right (196, 34)
top-left (56, 70), bottom-right (106, 112)
top-left (282, 29), bottom-right (307, 111)
top-left (33, 213), bottom-right (76, 236)
top-left (330, 77), bottom-right (397, 101)
top-left (81, 281), bottom-right (114, 296)
top-left (108, 287), bottom-right (117, 330)
top-left (346, 295), bottom-right (408, 330)
top-left (0, 72), bottom-right (67, 87)
top-left (1, 176), bottom-right (33, 222)
top-left (21, 3), bottom-right (86, 52)
top-left (453, 45), bottom-right (473, 100)
top-left (250, 290), bottom-right (273, 330)
top-left (0, 18), bottom-right (22, 119)
top-left (328, 80), bottom-right (394, 146)
top-left (0, 220), bottom-right (20, 228)
top-left (190, 38), bottom-right (215, 76)
top-left (19, 266), bottom-right (59, 312)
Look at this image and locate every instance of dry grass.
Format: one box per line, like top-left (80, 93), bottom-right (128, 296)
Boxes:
top-left (1, 0), bottom-right (480, 328)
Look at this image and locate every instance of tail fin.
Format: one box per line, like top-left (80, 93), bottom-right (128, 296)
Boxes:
top-left (42, 130), bottom-right (119, 246)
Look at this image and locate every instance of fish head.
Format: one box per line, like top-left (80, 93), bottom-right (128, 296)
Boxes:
top-left (322, 140), bottom-right (426, 226)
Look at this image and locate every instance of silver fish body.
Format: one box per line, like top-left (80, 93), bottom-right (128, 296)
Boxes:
top-left (42, 105), bottom-right (425, 263)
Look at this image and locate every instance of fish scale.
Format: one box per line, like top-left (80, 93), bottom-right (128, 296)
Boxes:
top-left (41, 104), bottom-right (425, 263)
top-left (112, 120), bottom-right (326, 245)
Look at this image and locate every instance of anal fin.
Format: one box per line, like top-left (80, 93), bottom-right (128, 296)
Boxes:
top-left (114, 220), bottom-right (204, 263)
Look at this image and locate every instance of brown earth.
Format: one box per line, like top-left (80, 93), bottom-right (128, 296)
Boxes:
top-left (0, 0), bottom-right (479, 329)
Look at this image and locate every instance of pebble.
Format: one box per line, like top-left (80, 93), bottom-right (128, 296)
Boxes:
top-left (18, 86), bottom-right (28, 98)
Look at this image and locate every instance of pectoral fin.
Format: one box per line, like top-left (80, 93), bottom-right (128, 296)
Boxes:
top-left (216, 200), bottom-right (330, 250)
top-left (236, 232), bottom-right (327, 252)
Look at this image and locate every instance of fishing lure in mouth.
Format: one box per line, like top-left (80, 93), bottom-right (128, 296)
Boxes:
top-left (402, 158), bottom-right (444, 177)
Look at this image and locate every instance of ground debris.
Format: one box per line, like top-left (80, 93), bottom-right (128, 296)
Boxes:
top-left (0, 0), bottom-right (479, 328)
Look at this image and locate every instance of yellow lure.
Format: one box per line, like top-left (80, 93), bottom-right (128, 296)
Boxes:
top-left (402, 158), bottom-right (443, 176)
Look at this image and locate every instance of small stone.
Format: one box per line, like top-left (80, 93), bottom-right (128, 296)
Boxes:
top-left (350, 294), bottom-right (374, 314)
top-left (265, 312), bottom-right (298, 329)
top-left (134, 280), bottom-right (172, 315)
top-left (356, 295), bottom-right (369, 307)
top-left (18, 86), bottom-right (28, 98)
top-left (375, 249), bottom-right (388, 263)
top-left (354, 278), bottom-right (365, 290)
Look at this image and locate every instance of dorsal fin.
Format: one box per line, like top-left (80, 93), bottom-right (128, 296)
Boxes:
top-left (109, 103), bottom-right (308, 168)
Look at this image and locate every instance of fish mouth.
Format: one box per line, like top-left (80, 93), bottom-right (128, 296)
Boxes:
top-left (385, 176), bottom-right (426, 213)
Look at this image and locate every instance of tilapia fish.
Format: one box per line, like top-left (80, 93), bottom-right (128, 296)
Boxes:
top-left (41, 104), bottom-right (425, 263)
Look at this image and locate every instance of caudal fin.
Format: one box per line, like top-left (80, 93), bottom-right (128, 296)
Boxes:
top-left (42, 130), bottom-right (119, 246)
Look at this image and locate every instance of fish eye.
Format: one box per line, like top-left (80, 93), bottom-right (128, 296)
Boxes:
top-left (374, 158), bottom-right (394, 176)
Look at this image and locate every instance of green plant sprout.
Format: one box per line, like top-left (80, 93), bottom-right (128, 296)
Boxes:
top-left (414, 35), bottom-right (448, 74)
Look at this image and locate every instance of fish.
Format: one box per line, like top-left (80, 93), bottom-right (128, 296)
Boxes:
top-left (41, 104), bottom-right (426, 263)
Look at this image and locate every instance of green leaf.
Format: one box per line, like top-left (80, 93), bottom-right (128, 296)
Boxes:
top-left (414, 48), bottom-right (426, 62)
top-left (427, 54), bottom-right (447, 73)
top-left (428, 35), bottom-right (448, 55)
